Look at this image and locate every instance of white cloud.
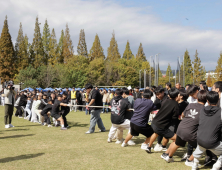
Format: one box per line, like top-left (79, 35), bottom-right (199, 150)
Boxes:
top-left (0, 0), bottom-right (221, 70)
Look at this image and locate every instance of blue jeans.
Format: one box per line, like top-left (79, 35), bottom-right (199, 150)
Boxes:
top-left (85, 103), bottom-right (91, 115)
top-left (103, 102), bottom-right (108, 113)
top-left (88, 109), bottom-right (105, 133)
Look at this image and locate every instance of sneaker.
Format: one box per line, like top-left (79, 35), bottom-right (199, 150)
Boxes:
top-left (43, 123), bottom-right (47, 126)
top-left (112, 136), bottom-right (117, 140)
top-left (164, 156), bottom-right (174, 163)
top-left (181, 153), bottom-right (188, 161)
top-left (121, 142), bottom-right (127, 147)
top-left (9, 124), bottom-right (14, 128)
top-left (154, 143), bottom-right (163, 152)
top-left (141, 143), bottom-right (149, 150)
top-left (5, 124), bottom-right (10, 128)
top-left (162, 147), bottom-right (168, 152)
top-left (128, 140), bottom-right (136, 146)
top-left (99, 129), bottom-right (106, 132)
top-left (161, 153), bottom-right (169, 159)
top-left (107, 138), bottom-right (112, 143)
top-left (48, 125), bottom-right (53, 127)
top-left (185, 159), bottom-right (201, 167)
top-left (66, 125), bottom-right (69, 128)
top-left (24, 117), bottom-right (26, 119)
top-left (211, 159), bottom-right (222, 170)
top-left (145, 147), bottom-right (152, 153)
top-left (85, 131), bottom-right (93, 134)
top-left (115, 139), bottom-right (124, 144)
top-left (18, 116), bottom-right (23, 118)
top-left (60, 127), bottom-right (67, 130)
top-left (101, 112), bottom-right (104, 113)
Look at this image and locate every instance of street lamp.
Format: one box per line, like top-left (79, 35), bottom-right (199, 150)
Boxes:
top-left (139, 70), bottom-right (142, 88)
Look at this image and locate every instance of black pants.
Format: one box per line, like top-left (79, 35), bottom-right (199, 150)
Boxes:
top-left (4, 104), bottom-right (14, 125)
top-left (15, 106), bottom-right (23, 116)
top-left (62, 111), bottom-right (69, 127)
top-left (43, 114), bottom-right (51, 125)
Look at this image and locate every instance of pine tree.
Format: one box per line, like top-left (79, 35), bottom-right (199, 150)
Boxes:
top-left (57, 30), bottom-right (64, 63)
top-left (15, 23), bottom-right (29, 71)
top-left (0, 16), bottom-right (16, 82)
top-left (215, 53), bottom-right (222, 81)
top-left (89, 34), bottom-right (105, 61)
top-left (61, 24), bottom-right (74, 63)
top-left (122, 41), bottom-right (134, 60)
top-left (77, 29), bottom-right (88, 58)
top-left (42, 19), bottom-right (50, 63)
top-left (166, 63), bottom-right (173, 77)
top-left (192, 50), bottom-right (206, 85)
top-left (48, 28), bottom-right (59, 65)
top-left (181, 50), bottom-right (193, 85)
top-left (32, 16), bottom-right (45, 68)
top-left (136, 43), bottom-right (146, 61)
top-left (206, 72), bottom-right (213, 87)
top-left (107, 31), bottom-right (121, 62)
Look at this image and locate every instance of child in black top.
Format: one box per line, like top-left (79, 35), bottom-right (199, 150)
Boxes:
top-left (146, 88), bottom-right (180, 153)
top-left (192, 91), bottom-right (222, 170)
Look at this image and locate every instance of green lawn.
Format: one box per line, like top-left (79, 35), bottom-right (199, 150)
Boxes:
top-left (0, 106), bottom-right (209, 170)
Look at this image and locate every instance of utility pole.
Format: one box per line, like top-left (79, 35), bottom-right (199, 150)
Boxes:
top-left (139, 70), bottom-right (142, 88)
top-left (149, 56), bottom-right (152, 86)
top-left (144, 70), bottom-right (146, 88)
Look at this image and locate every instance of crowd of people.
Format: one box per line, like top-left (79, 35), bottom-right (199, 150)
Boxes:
top-left (2, 81), bottom-right (222, 170)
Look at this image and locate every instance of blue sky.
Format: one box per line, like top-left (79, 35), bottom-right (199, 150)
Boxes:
top-left (0, 0), bottom-right (222, 71)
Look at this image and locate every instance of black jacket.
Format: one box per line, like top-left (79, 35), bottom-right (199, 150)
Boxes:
top-left (19, 94), bottom-right (27, 106)
top-left (38, 99), bottom-right (48, 110)
top-left (197, 106), bottom-right (221, 149)
top-left (110, 96), bottom-right (131, 124)
top-left (133, 92), bottom-right (141, 100)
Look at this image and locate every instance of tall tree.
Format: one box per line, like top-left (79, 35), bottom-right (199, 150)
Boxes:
top-left (215, 53), bottom-right (222, 81)
top-left (77, 29), bottom-right (88, 58)
top-left (61, 24), bottom-right (74, 63)
top-left (136, 43), bottom-right (146, 61)
top-left (42, 19), bottom-right (50, 62)
top-left (107, 31), bottom-right (121, 62)
top-left (192, 50), bottom-right (206, 85)
top-left (48, 28), bottom-right (59, 65)
top-left (0, 16), bottom-right (16, 82)
top-left (166, 63), bottom-right (173, 77)
top-left (122, 41), bottom-right (134, 60)
top-left (89, 34), bottom-right (105, 61)
top-left (58, 30), bottom-right (64, 63)
top-left (32, 16), bottom-right (45, 67)
top-left (180, 50), bottom-right (193, 85)
top-left (15, 23), bottom-right (29, 70)
top-left (206, 72), bottom-right (213, 87)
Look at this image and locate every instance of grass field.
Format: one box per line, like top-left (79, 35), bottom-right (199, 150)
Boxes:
top-left (0, 106), bottom-right (210, 170)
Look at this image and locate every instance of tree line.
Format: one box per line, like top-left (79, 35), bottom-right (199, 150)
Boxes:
top-left (0, 16), bottom-right (218, 88)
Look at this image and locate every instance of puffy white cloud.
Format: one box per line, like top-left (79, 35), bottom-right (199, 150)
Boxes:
top-left (0, 0), bottom-right (221, 70)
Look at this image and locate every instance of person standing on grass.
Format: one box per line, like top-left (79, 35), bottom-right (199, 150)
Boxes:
top-left (85, 84), bottom-right (106, 134)
top-left (51, 94), bottom-right (70, 130)
top-left (102, 89), bottom-right (109, 113)
top-left (71, 87), bottom-right (77, 112)
top-left (4, 83), bottom-right (16, 128)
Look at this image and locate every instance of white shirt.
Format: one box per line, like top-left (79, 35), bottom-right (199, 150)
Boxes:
top-left (187, 96), bottom-right (197, 104)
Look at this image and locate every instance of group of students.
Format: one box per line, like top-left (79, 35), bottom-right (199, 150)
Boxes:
top-left (106, 81), bottom-right (222, 170)
top-left (12, 90), bottom-right (71, 130)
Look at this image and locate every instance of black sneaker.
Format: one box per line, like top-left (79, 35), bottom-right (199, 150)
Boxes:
top-left (145, 147), bottom-right (152, 154)
top-left (204, 157), bottom-right (217, 167)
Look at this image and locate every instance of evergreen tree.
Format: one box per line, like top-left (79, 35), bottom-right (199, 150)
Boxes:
top-left (107, 31), bottom-right (121, 61)
top-left (192, 50), bottom-right (206, 85)
top-left (166, 63), bottom-right (173, 77)
top-left (61, 24), bottom-right (74, 63)
top-left (42, 19), bottom-right (50, 62)
top-left (48, 28), bottom-right (59, 65)
top-left (181, 50), bottom-right (193, 85)
top-left (89, 34), bottom-right (105, 61)
top-left (58, 30), bottom-right (64, 63)
top-left (0, 16), bottom-right (16, 81)
top-left (32, 16), bottom-right (45, 67)
top-left (77, 29), bottom-right (88, 58)
top-left (215, 53), bottom-right (222, 81)
top-left (136, 43), bottom-right (146, 61)
top-left (122, 41), bottom-right (134, 60)
top-left (15, 23), bottom-right (29, 70)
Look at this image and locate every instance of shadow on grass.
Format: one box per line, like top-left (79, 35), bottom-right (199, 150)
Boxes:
top-left (0, 153), bottom-right (44, 163)
top-left (15, 124), bottom-right (40, 127)
top-left (68, 122), bottom-right (89, 127)
top-left (4, 128), bottom-right (30, 132)
top-left (0, 134), bottom-right (34, 139)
